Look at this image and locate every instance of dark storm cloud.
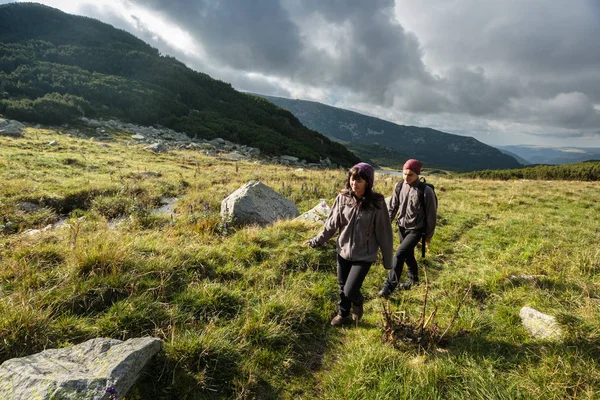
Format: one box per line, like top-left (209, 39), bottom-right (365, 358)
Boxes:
top-left (127, 0), bottom-right (302, 72)
top-left (124, 0), bottom-right (430, 105)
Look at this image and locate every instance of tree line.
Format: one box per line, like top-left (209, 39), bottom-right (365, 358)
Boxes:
top-left (460, 161), bottom-right (600, 181)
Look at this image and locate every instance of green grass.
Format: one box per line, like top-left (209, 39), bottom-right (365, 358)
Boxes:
top-left (1, 127), bottom-right (599, 399)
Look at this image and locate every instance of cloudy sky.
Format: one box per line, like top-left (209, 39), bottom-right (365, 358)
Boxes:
top-left (5, 0), bottom-right (600, 147)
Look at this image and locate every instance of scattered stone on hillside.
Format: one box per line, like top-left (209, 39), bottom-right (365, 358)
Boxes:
top-left (295, 168), bottom-right (305, 172)
top-left (145, 142), bottom-right (168, 153)
top-left (519, 306), bottom-right (563, 340)
top-left (93, 135), bottom-right (116, 142)
top-left (0, 119), bottom-right (25, 137)
top-left (152, 197), bottom-right (179, 215)
top-left (0, 337), bottom-right (162, 400)
top-left (134, 171), bottom-right (162, 178)
top-left (71, 117), bottom-right (330, 168)
top-left (48, 140), bottom-right (58, 146)
top-left (22, 224), bottom-right (53, 236)
top-left (221, 152), bottom-right (248, 161)
top-left (16, 202), bottom-right (41, 213)
top-left (221, 181), bottom-right (299, 225)
top-left (508, 275), bottom-right (546, 282)
top-left (280, 155), bottom-right (299, 163)
top-left (296, 200), bottom-right (331, 223)
top-left (98, 143), bottom-right (111, 148)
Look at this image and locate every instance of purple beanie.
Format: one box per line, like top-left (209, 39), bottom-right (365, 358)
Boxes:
top-left (351, 162), bottom-right (375, 188)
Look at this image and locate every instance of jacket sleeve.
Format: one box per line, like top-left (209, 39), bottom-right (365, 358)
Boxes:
top-left (309, 194), bottom-right (342, 247)
top-left (424, 186), bottom-right (437, 239)
top-left (375, 200), bottom-right (394, 270)
top-left (388, 181), bottom-right (401, 222)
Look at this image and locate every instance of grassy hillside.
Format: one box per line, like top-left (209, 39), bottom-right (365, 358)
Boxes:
top-left (1, 127), bottom-right (600, 399)
top-left (0, 3), bottom-right (358, 167)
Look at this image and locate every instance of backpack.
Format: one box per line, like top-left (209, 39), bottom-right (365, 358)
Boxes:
top-left (396, 177), bottom-right (438, 257)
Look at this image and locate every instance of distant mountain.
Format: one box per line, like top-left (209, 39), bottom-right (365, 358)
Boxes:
top-left (496, 145), bottom-right (600, 165)
top-left (255, 94), bottom-right (521, 172)
top-left (497, 148), bottom-right (530, 165)
top-left (0, 3), bottom-right (358, 166)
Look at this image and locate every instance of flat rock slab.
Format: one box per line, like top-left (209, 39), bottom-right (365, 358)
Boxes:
top-left (296, 200), bottom-right (331, 223)
top-left (0, 337), bottom-right (162, 400)
top-left (520, 306), bottom-right (562, 340)
top-left (221, 181), bottom-right (299, 225)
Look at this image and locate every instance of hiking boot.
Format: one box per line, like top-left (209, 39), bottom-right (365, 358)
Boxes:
top-left (351, 303), bottom-right (363, 321)
top-left (330, 314), bottom-right (351, 327)
top-left (398, 279), bottom-right (419, 290)
top-left (378, 285), bottom-right (393, 298)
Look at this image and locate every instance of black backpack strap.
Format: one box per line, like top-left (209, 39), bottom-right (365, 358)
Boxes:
top-left (416, 180), bottom-right (428, 257)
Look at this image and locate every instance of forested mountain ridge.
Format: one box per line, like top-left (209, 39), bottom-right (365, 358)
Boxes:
top-left (256, 94), bottom-right (522, 172)
top-left (0, 3), bottom-right (359, 166)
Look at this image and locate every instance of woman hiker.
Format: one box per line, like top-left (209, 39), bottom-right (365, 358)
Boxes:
top-left (379, 159), bottom-right (437, 297)
top-left (306, 162), bottom-right (394, 326)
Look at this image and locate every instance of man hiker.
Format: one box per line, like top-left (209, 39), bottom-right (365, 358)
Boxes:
top-left (379, 159), bottom-right (437, 297)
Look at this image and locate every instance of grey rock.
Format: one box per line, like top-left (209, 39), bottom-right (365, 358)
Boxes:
top-left (86, 119), bottom-right (102, 128)
top-left (0, 337), bottom-right (162, 400)
top-left (221, 181), bottom-right (299, 225)
top-left (144, 143), bottom-right (168, 153)
top-left (48, 140), bottom-right (58, 147)
top-left (280, 155), bottom-right (299, 162)
top-left (0, 119), bottom-right (25, 137)
top-left (519, 306), bottom-right (562, 340)
top-left (221, 152), bottom-right (248, 161)
top-left (296, 200), bottom-right (331, 223)
top-left (93, 136), bottom-right (116, 143)
top-left (508, 275), bottom-right (545, 282)
top-left (152, 197), bottom-right (179, 215)
top-left (22, 225), bottom-right (53, 236)
top-left (16, 202), bottom-right (41, 213)
top-left (131, 134), bottom-right (145, 140)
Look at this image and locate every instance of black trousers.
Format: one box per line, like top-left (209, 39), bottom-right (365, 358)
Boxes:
top-left (336, 254), bottom-right (372, 317)
top-left (386, 227), bottom-right (422, 290)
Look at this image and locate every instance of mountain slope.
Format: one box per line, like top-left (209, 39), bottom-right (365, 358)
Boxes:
top-left (0, 3), bottom-right (358, 166)
top-left (256, 94), bottom-right (522, 172)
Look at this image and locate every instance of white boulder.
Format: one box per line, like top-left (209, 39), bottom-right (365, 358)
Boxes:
top-left (221, 181), bottom-right (299, 225)
top-left (519, 306), bottom-right (562, 340)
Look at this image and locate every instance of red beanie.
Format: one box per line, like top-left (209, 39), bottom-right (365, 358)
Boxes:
top-left (403, 159), bottom-right (422, 174)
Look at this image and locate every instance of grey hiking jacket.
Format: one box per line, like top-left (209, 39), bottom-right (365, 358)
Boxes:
top-left (388, 180), bottom-right (437, 239)
top-left (309, 191), bottom-right (394, 269)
